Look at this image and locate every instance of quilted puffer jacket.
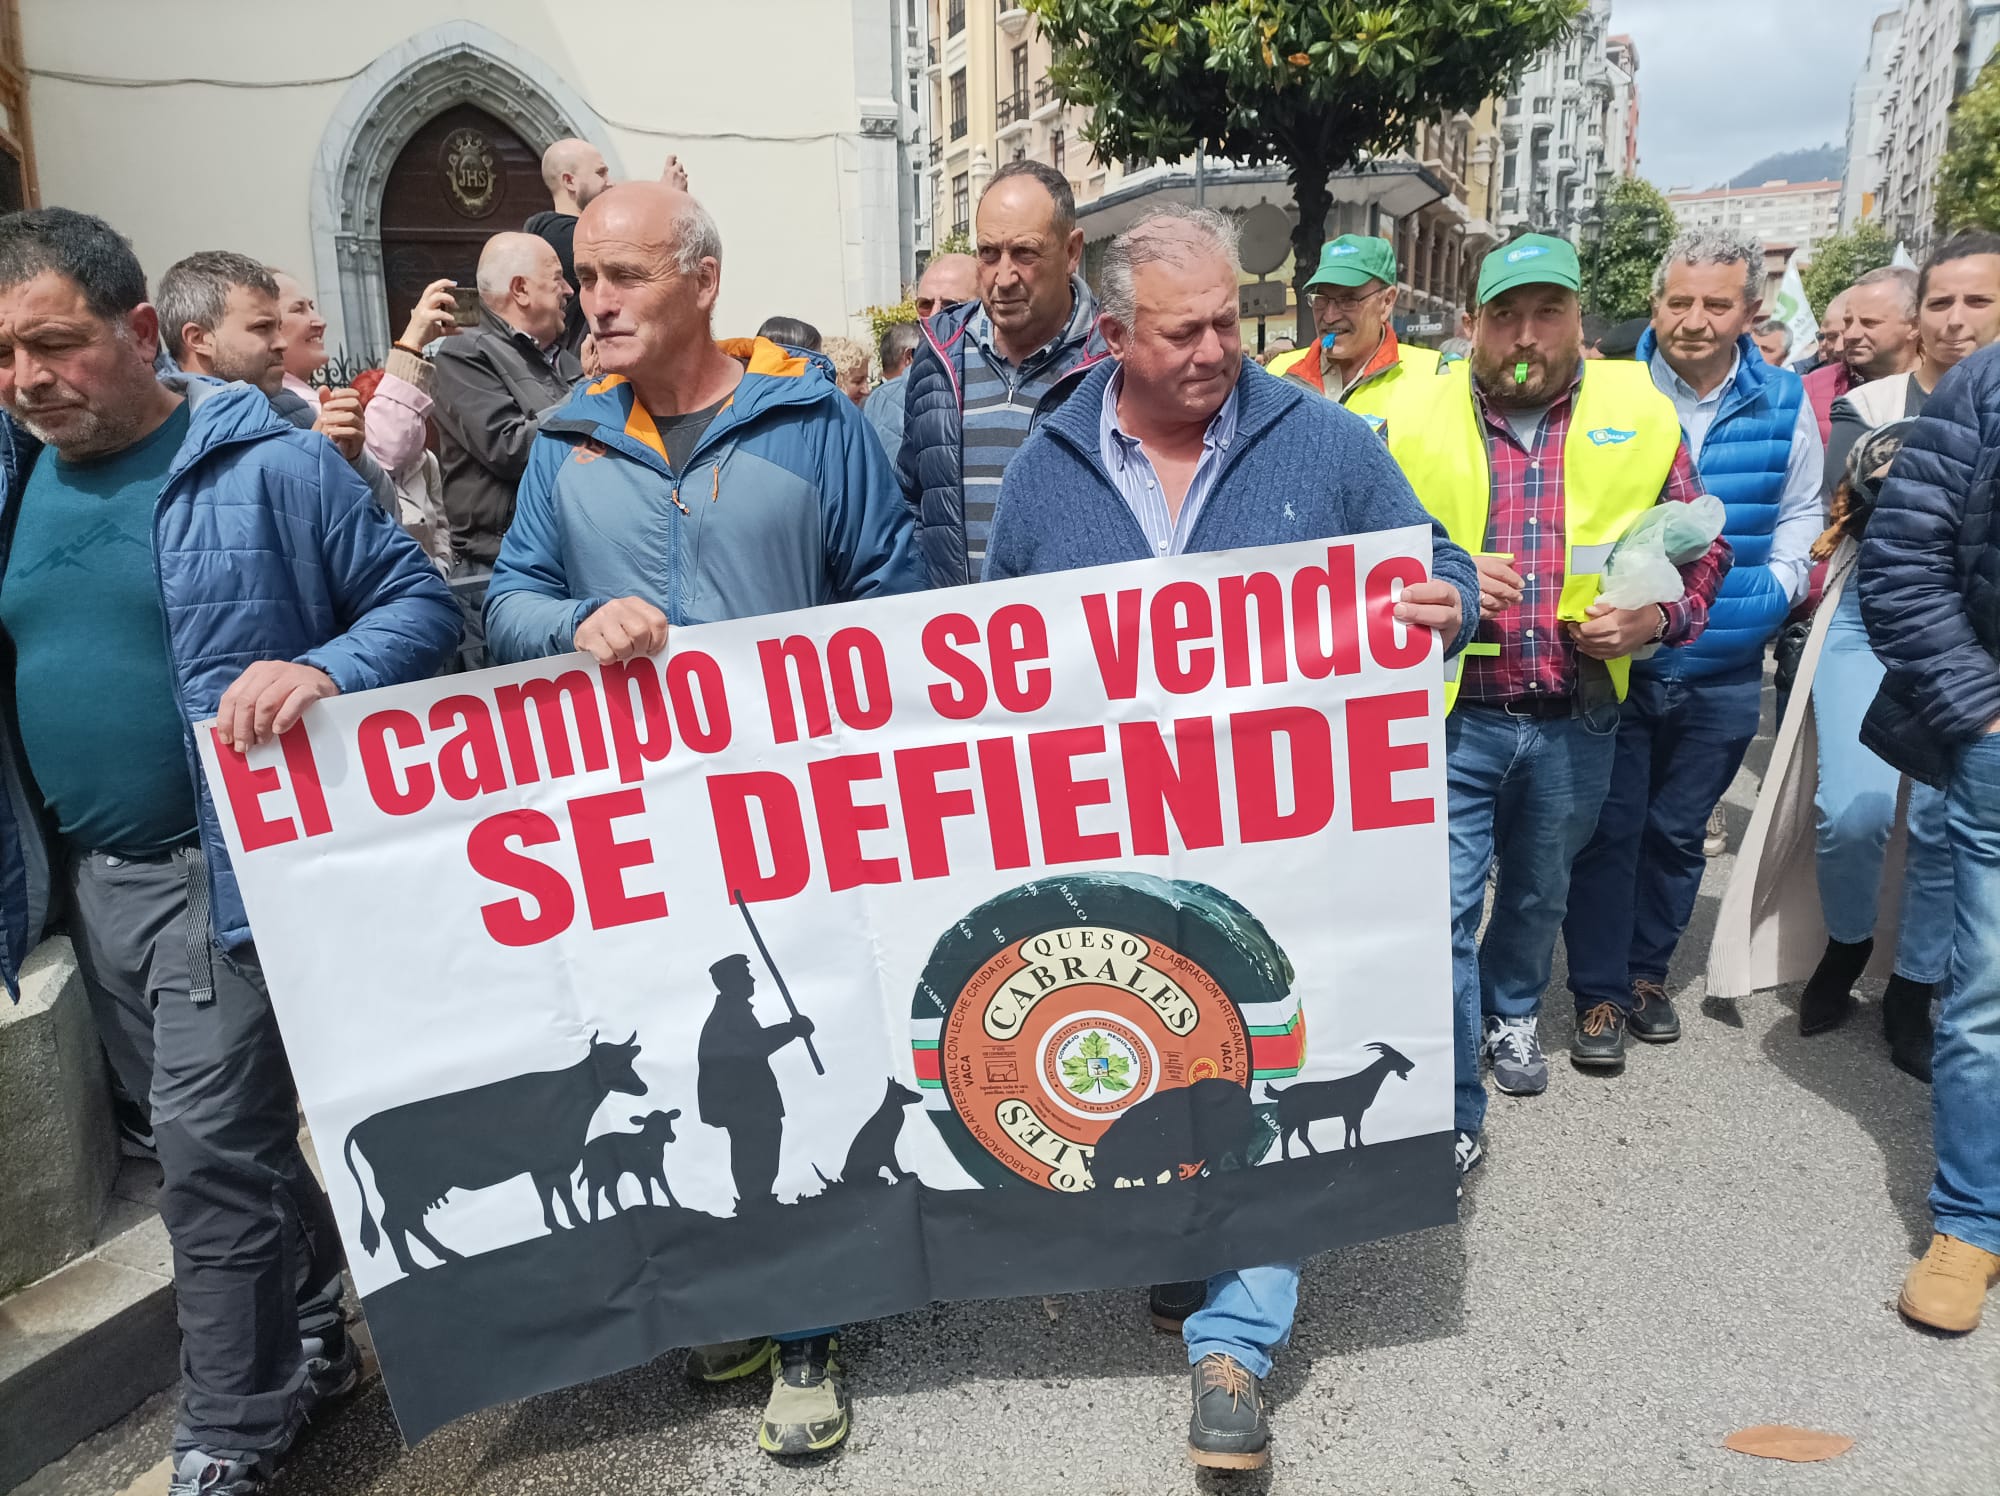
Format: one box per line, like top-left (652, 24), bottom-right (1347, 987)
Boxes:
top-left (0, 376), bottom-right (460, 992)
top-left (1857, 342), bottom-right (2000, 788)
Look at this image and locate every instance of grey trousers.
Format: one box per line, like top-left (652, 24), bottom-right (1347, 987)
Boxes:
top-left (69, 847), bottom-right (344, 1459)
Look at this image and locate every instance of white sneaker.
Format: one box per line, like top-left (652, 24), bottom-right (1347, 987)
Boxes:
top-left (1454, 1129), bottom-right (1484, 1199)
top-left (1482, 1016), bottom-right (1549, 1096)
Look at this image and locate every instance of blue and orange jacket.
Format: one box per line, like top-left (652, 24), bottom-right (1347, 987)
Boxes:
top-left (485, 337), bottom-right (926, 664)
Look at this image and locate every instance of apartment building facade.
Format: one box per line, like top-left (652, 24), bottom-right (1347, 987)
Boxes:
top-left (1667, 179), bottom-right (1845, 259)
top-left (1873, 0), bottom-right (2000, 245)
top-left (1495, 0), bottom-right (1636, 238)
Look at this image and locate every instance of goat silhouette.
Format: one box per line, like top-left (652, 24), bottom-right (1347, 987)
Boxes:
top-left (342, 1031), bottom-right (646, 1274)
top-left (580, 1109), bottom-right (682, 1220)
top-left (1263, 1043), bottom-right (1413, 1157)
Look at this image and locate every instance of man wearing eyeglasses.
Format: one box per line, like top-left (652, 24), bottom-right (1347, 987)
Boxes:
top-left (1266, 235), bottom-right (1439, 423)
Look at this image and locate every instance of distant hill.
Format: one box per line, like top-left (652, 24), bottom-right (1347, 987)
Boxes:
top-left (1726, 145), bottom-right (1843, 189)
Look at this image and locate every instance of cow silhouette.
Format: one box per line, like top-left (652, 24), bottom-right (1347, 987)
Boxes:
top-left (580, 1109), bottom-right (682, 1220)
top-left (1089, 1078), bottom-right (1257, 1188)
top-left (1264, 1043), bottom-right (1413, 1156)
top-left (342, 1031), bottom-right (646, 1274)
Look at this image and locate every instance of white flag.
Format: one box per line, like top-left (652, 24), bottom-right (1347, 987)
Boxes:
top-left (1772, 259), bottom-right (1819, 368)
top-left (1893, 241), bottom-right (1918, 269)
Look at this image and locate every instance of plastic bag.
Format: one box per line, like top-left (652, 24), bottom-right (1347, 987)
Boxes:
top-left (1592, 495), bottom-right (1726, 657)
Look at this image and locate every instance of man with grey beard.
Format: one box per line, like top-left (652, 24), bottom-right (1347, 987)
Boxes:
top-left (0, 207), bottom-right (457, 1495)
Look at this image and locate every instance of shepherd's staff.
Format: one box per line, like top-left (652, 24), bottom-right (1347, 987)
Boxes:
top-left (731, 889), bottom-right (824, 1076)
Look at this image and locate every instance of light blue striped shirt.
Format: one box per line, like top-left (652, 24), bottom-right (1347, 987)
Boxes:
top-left (1096, 368), bottom-right (1241, 557)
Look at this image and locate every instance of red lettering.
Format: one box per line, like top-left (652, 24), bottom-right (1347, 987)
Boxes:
top-left (826, 628), bottom-right (893, 730)
top-left (468, 809), bottom-right (574, 946)
top-left (1347, 691), bottom-right (1435, 829)
top-left (1232, 707), bottom-right (1335, 842)
top-left (895, 742), bottom-right (977, 880)
top-left (1119, 718), bottom-right (1224, 855)
top-left (1028, 725), bottom-right (1122, 863)
top-left (1219, 571), bottom-right (1289, 687)
top-left (429, 695), bottom-right (508, 800)
top-left (495, 672), bottom-right (608, 784)
top-left (603, 660), bottom-right (672, 784)
top-left (758, 636), bottom-right (832, 745)
top-left (707, 771), bottom-right (812, 901)
top-left (989, 604), bottom-right (1052, 712)
top-left (1365, 556), bottom-right (1436, 670)
top-left (278, 726), bottom-right (333, 837)
top-left (665, 651), bottom-right (731, 752)
top-left (357, 710), bottom-right (433, 816)
top-left (976, 737), bottom-right (1033, 869)
top-left (208, 728), bottom-right (296, 852)
top-left (571, 788), bottom-right (669, 928)
top-left (809, 754), bottom-right (900, 892)
top-left (1151, 581), bottom-right (1216, 694)
top-left (1293, 544), bottom-right (1362, 680)
top-left (923, 613), bottom-right (988, 719)
top-left (1081, 589), bottom-right (1143, 700)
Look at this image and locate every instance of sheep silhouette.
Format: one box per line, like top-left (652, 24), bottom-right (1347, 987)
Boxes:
top-left (579, 1109), bottom-right (682, 1220)
top-left (1089, 1078), bottom-right (1257, 1188)
top-left (1263, 1043), bottom-right (1413, 1157)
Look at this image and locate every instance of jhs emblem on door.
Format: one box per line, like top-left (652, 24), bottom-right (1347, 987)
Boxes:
top-left (441, 129), bottom-right (499, 219)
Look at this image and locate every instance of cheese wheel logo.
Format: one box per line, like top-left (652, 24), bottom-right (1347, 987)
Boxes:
top-left (939, 924), bottom-right (1250, 1191)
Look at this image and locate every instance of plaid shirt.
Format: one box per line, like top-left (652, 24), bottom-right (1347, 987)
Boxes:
top-left (1458, 367), bottom-right (1728, 706)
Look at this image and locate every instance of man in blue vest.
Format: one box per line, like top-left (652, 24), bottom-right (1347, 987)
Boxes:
top-left (1562, 229), bottom-right (1823, 1067)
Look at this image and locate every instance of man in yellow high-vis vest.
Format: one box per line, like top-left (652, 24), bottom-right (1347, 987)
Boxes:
top-left (1266, 235), bottom-right (1439, 425)
top-left (1384, 234), bottom-right (1732, 1176)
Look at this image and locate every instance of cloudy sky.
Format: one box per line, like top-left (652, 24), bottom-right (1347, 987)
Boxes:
top-left (1613, 0), bottom-right (1896, 190)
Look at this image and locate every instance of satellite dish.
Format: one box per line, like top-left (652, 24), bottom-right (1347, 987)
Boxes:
top-left (1239, 202), bottom-right (1293, 277)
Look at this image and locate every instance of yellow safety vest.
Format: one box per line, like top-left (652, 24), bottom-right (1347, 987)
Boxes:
top-left (1385, 358), bottom-right (1683, 712)
top-left (1267, 343), bottom-right (1441, 434)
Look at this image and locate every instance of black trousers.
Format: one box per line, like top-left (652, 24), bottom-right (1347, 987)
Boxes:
top-left (724, 1117), bottom-right (783, 1210)
top-left (69, 847), bottom-right (344, 1459)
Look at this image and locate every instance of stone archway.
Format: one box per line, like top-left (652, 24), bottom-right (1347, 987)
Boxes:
top-left (309, 21), bottom-right (621, 359)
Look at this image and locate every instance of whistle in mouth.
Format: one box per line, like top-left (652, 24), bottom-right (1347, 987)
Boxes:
top-left (1514, 361), bottom-right (1530, 383)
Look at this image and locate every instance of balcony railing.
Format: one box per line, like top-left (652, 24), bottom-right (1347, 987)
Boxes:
top-left (950, 113), bottom-right (967, 141)
top-left (928, 138), bottom-right (943, 164)
top-left (998, 92), bottom-right (1030, 127)
top-left (1035, 77), bottom-right (1058, 105)
top-left (952, 217), bottom-right (970, 238)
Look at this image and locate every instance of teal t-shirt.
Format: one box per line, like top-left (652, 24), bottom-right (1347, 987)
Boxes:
top-left (0, 402), bottom-right (199, 853)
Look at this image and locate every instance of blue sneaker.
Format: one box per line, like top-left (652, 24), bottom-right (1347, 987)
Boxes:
top-left (1483, 1016), bottom-right (1548, 1096)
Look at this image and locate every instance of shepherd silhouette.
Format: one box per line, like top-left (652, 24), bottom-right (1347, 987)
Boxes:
top-left (697, 953), bottom-right (815, 1212)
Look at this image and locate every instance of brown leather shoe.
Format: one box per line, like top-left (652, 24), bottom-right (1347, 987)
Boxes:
top-left (1899, 1234), bottom-right (2000, 1332)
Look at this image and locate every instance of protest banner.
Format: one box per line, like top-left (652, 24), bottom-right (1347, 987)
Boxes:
top-left (198, 527), bottom-right (1457, 1440)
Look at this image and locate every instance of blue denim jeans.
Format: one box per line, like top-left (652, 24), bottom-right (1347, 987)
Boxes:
top-left (1183, 1263), bottom-right (1301, 1379)
top-left (1446, 704), bottom-right (1620, 1135)
top-left (1812, 588), bottom-right (1955, 983)
top-left (1933, 734), bottom-right (2000, 1255)
top-left (1563, 667), bottom-right (1762, 1010)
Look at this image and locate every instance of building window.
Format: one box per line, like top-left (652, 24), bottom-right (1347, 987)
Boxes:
top-left (947, 0), bottom-right (965, 37)
top-left (952, 172), bottom-right (970, 236)
top-left (949, 70), bottom-right (967, 140)
top-left (1505, 97), bottom-right (1521, 116)
top-left (1012, 44), bottom-right (1029, 102)
top-left (1051, 129), bottom-right (1065, 173)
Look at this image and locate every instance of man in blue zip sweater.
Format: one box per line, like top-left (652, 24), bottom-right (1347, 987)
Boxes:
top-left (985, 205), bottom-right (1477, 1473)
top-left (484, 181), bottom-right (921, 1460)
top-left (0, 208), bottom-right (459, 1496)
top-left (1561, 229), bottom-right (1822, 1067)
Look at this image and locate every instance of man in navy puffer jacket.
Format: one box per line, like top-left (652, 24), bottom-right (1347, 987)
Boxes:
top-left (0, 209), bottom-right (458, 1495)
top-left (1858, 339), bottom-right (2000, 1336)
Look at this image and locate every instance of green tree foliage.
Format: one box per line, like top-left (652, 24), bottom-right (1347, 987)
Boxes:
top-left (1801, 222), bottom-right (1894, 319)
top-left (1027, 0), bottom-right (1584, 338)
top-left (1937, 57), bottom-right (2000, 234)
top-left (1578, 177), bottom-right (1678, 322)
top-left (864, 296), bottom-right (920, 348)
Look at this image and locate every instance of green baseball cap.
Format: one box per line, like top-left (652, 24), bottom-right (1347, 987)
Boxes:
top-left (1476, 234), bottom-right (1582, 306)
top-left (1304, 235), bottom-right (1397, 291)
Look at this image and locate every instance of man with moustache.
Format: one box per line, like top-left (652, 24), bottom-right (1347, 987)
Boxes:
top-left (1383, 234), bottom-right (1729, 1144)
top-left (1265, 234), bottom-right (1438, 423)
top-left (1561, 230), bottom-right (1818, 1067)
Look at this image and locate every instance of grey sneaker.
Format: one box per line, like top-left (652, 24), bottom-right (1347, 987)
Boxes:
top-left (1455, 1129), bottom-right (1484, 1199)
top-left (686, 1336), bottom-right (775, 1383)
top-left (168, 1450), bottom-right (266, 1496)
top-left (302, 1327), bottom-right (361, 1412)
top-left (1188, 1353), bottom-right (1269, 1469)
top-left (757, 1335), bottom-right (850, 1456)
top-left (1704, 806), bottom-right (1728, 857)
top-left (1483, 1016), bottom-right (1548, 1095)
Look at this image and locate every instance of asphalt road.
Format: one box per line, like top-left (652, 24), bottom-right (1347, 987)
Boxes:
top-left (17, 712), bottom-right (2000, 1496)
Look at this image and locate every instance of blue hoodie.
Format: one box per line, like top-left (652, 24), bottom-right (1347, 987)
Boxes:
top-left (485, 337), bottom-right (925, 663)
